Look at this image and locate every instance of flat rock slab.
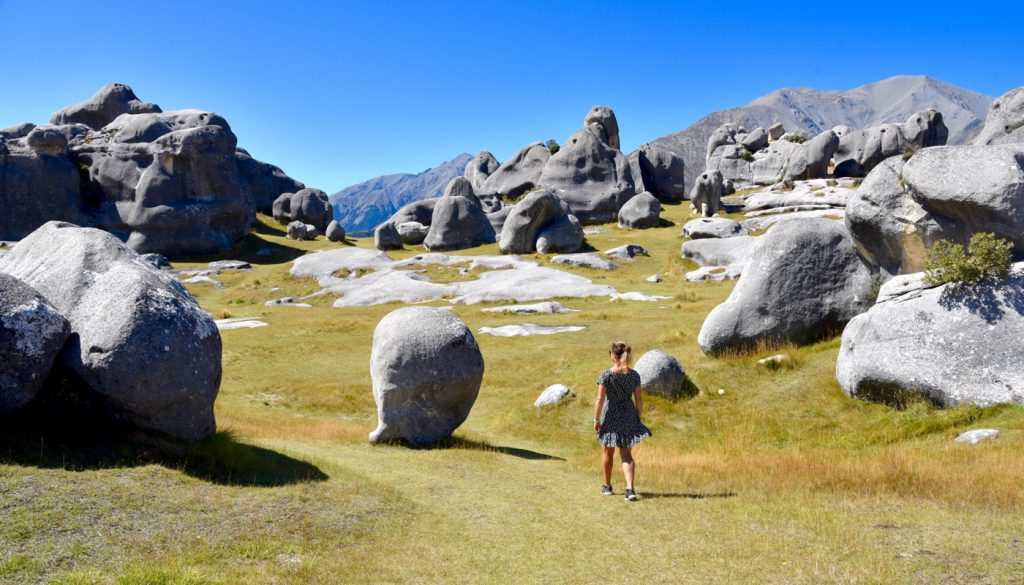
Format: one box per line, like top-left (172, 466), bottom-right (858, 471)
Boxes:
top-left (551, 253), bottom-right (619, 270)
top-left (290, 248), bottom-right (396, 280)
top-left (682, 236), bottom-right (757, 268)
top-left (534, 384), bottom-right (573, 407)
top-left (954, 429), bottom-right (1000, 444)
top-left (208, 259), bottom-right (252, 271)
top-left (610, 292), bottom-right (670, 302)
top-left (477, 324), bottom-right (586, 337)
top-left (481, 301), bottom-right (578, 314)
top-left (741, 209), bottom-right (845, 232)
top-left (682, 217), bottom-right (747, 239)
top-left (685, 265), bottom-right (743, 282)
top-left (183, 275), bottom-right (223, 288)
top-left (265, 297), bottom-right (312, 308)
top-left (215, 318), bottom-right (268, 331)
top-left (741, 179), bottom-right (855, 211)
top-left (603, 244), bottom-right (649, 259)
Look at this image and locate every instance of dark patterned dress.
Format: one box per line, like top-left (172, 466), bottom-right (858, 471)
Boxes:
top-left (597, 369), bottom-right (652, 448)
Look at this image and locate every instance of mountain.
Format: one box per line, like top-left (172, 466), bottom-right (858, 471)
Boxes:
top-left (648, 75), bottom-right (993, 191)
top-left (330, 153), bottom-right (473, 234)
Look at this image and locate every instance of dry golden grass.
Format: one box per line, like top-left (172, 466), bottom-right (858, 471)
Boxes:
top-left (2, 203), bottom-right (1023, 584)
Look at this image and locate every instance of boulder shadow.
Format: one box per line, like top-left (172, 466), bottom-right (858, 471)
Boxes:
top-left (0, 416), bottom-right (328, 487)
top-left (937, 273), bottom-right (1024, 325)
top-left (377, 435), bottom-right (565, 461)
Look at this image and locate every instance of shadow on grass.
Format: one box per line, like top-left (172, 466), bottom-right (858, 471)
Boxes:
top-left (641, 491), bottom-right (737, 499)
top-left (0, 416), bottom-right (328, 487)
top-left (377, 435), bottom-right (565, 461)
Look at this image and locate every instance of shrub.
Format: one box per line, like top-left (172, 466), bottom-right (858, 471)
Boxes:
top-left (902, 146), bottom-right (919, 161)
top-left (783, 134), bottom-right (807, 144)
top-left (924, 232), bottom-right (1013, 285)
top-left (739, 149), bottom-right (753, 161)
top-left (545, 139), bottom-right (559, 155)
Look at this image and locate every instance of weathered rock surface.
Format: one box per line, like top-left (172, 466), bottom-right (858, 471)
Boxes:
top-left (463, 151), bottom-right (501, 192)
top-left (690, 169), bottom-right (723, 217)
top-left (50, 83), bottom-right (161, 129)
top-left (617, 192), bottom-right (661, 229)
top-left (682, 236), bottom-right (756, 268)
top-left (535, 213), bottom-right (583, 254)
top-left (0, 222), bottom-right (221, 440)
top-left (698, 219), bottom-right (875, 355)
top-left (683, 217), bottom-right (746, 239)
top-left (423, 177), bottom-right (495, 251)
top-left (480, 142), bottom-right (550, 198)
top-left (481, 301), bottom-right (577, 315)
top-left (634, 350), bottom-right (690, 399)
top-left (552, 253), bottom-right (619, 270)
top-left (498, 189), bottom-right (566, 254)
top-left (629, 143), bottom-right (686, 202)
top-left (534, 384), bottom-right (573, 407)
top-left (584, 106), bottom-right (620, 150)
top-left (374, 221), bottom-right (403, 250)
top-left (287, 221), bottom-right (318, 240)
top-left (974, 86), bottom-right (1024, 146)
top-left (539, 124), bottom-right (634, 224)
top-left (478, 323), bottom-right (585, 337)
top-left (369, 307), bottom-right (483, 445)
top-left (603, 244), bottom-right (649, 260)
top-left (273, 189), bottom-right (332, 233)
top-left (0, 273), bottom-right (70, 413)
top-left (396, 221), bottom-right (428, 245)
top-left (954, 429), bottom-right (1000, 444)
top-left (834, 109), bottom-right (948, 177)
top-left (326, 220), bottom-right (346, 242)
top-left (235, 147), bottom-right (305, 214)
top-left (837, 264), bottom-right (1024, 407)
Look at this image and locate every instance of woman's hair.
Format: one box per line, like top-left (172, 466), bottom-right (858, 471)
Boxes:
top-left (610, 340), bottom-right (632, 366)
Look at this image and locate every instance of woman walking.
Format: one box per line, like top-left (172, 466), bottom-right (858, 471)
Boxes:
top-left (594, 341), bottom-right (652, 501)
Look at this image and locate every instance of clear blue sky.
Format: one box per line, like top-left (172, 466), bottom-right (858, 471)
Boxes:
top-left (1, 0), bottom-right (1021, 192)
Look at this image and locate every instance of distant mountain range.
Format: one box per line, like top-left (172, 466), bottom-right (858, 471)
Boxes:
top-left (332, 76), bottom-right (992, 229)
top-left (649, 75), bottom-right (992, 191)
top-left (330, 153), bottom-right (473, 234)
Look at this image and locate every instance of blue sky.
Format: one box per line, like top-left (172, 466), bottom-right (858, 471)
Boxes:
top-left (1, 0), bottom-right (1021, 192)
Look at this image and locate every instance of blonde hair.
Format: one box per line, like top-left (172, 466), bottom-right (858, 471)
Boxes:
top-left (610, 340), bottom-right (631, 367)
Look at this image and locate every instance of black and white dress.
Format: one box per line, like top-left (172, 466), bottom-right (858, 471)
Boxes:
top-left (597, 369), bottom-right (652, 448)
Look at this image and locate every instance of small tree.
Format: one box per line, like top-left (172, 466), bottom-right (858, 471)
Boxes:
top-left (923, 232), bottom-right (1013, 285)
top-left (545, 139), bottom-right (559, 155)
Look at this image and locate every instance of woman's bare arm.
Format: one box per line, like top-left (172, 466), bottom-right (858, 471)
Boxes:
top-left (633, 386), bottom-right (643, 422)
top-left (594, 385), bottom-right (607, 431)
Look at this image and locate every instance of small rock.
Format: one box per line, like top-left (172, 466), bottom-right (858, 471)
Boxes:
top-left (551, 253), bottom-right (619, 270)
top-left (477, 324), bottom-right (585, 337)
top-left (610, 292), bottom-right (669, 302)
top-left (717, 388), bottom-right (725, 395)
top-left (481, 302), bottom-right (578, 315)
top-left (534, 384), bottom-right (573, 407)
top-left (603, 244), bottom-right (649, 260)
top-left (757, 354), bottom-right (793, 369)
top-left (140, 253), bottom-right (172, 270)
top-left (953, 429), bottom-right (1000, 445)
top-left (215, 318), bottom-right (268, 331)
top-left (183, 275), bottom-right (223, 288)
top-left (645, 275), bottom-right (662, 283)
top-left (208, 260), bottom-right (252, 271)
top-left (326, 220), bottom-right (346, 243)
top-left (265, 297), bottom-right (312, 308)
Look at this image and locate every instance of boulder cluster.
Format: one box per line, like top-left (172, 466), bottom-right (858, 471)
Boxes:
top-left (0, 83), bottom-right (308, 256)
top-left (0, 221), bottom-right (221, 441)
top-left (693, 84), bottom-right (1024, 409)
top-left (371, 106), bottom-right (685, 252)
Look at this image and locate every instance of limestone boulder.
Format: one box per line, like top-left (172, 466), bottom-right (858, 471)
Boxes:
top-left (480, 142), bottom-right (550, 198)
top-left (683, 217), bottom-right (747, 239)
top-left (584, 105), bottom-right (620, 150)
top-left (423, 178), bottom-right (496, 251)
top-left (0, 273), bottom-right (71, 413)
top-left (974, 86), bottom-right (1024, 146)
top-left (628, 143), bottom-right (686, 202)
top-left (534, 384), bottom-right (573, 407)
top-left (499, 189), bottom-right (566, 254)
top-left (539, 126), bottom-right (635, 224)
top-left (396, 221), bottom-right (428, 245)
top-left (706, 123), bottom-right (744, 160)
top-left (698, 219), bottom-right (875, 355)
top-left (741, 127), bottom-right (769, 153)
top-left (834, 109), bottom-right (948, 177)
top-left (50, 83), bottom-right (161, 129)
top-left (272, 188), bottom-right (332, 233)
top-left (837, 265), bottom-right (1024, 407)
top-left (0, 122), bottom-right (35, 140)
top-left (287, 221), bottom-right (318, 240)
top-left (369, 307), bottom-right (484, 446)
top-left (617, 191), bottom-right (661, 229)
top-left (634, 350), bottom-right (691, 399)
top-left (463, 151), bottom-right (501, 191)
top-left (0, 138), bottom-right (84, 241)
top-left (374, 221), bottom-right (403, 250)
top-left (235, 147), bottom-right (305, 214)
top-left (690, 169), bottom-right (723, 217)
top-left (326, 220), bottom-right (346, 242)
top-left (0, 222), bottom-right (221, 440)
top-left (535, 213), bottom-right (583, 254)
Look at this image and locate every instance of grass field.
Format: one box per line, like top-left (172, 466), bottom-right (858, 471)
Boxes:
top-left (2, 202), bottom-right (1023, 584)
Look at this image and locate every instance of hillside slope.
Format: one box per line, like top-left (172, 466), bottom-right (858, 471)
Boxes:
top-left (330, 153), bottom-right (473, 234)
top-left (648, 75), bottom-right (992, 190)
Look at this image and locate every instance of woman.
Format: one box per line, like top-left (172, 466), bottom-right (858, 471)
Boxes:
top-left (593, 341), bottom-right (652, 501)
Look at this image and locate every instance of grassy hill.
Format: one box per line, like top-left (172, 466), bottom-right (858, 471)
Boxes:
top-left (2, 202), bottom-right (1022, 584)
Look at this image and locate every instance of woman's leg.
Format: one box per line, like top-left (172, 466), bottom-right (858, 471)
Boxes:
top-left (620, 447), bottom-right (635, 490)
top-left (602, 446), bottom-right (614, 486)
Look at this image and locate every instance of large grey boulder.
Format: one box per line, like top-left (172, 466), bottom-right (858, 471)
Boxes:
top-left (837, 266), bottom-right (1024, 407)
top-left (0, 134), bottom-right (84, 241)
top-left (617, 191), bottom-right (661, 229)
top-left (698, 219), bottom-right (875, 355)
top-left (287, 221), bottom-right (318, 240)
top-left (272, 188), bottom-right (332, 233)
top-left (749, 130), bottom-right (839, 184)
top-left (634, 350), bottom-right (690, 399)
top-left (0, 222), bottom-right (221, 440)
top-left (480, 142), bottom-right (550, 198)
top-left (325, 220), bottom-right (346, 242)
top-left (50, 83), bottom-right (161, 129)
top-left (374, 221), bottom-right (403, 250)
top-left (706, 123), bottom-right (745, 160)
top-left (974, 86), bottom-right (1024, 146)
top-left (584, 105), bottom-right (620, 150)
top-left (682, 235), bottom-right (757, 267)
top-left (423, 178), bottom-right (495, 251)
top-left (628, 143), bottom-right (686, 202)
top-left (535, 213), bottom-right (583, 254)
top-left (369, 307), bottom-right (484, 446)
top-left (538, 126), bottom-right (634, 224)
top-left (690, 169), bottom-right (723, 217)
top-left (463, 151), bottom-right (501, 192)
top-left (901, 144), bottom-right (1024, 255)
top-left (498, 189), bottom-right (566, 254)
top-left (834, 109), bottom-right (948, 177)
top-left (0, 122), bottom-right (35, 140)
top-left (486, 205), bottom-right (512, 235)
top-left (101, 110), bottom-right (230, 144)
top-left (683, 217), bottom-right (746, 239)
top-left (740, 127), bottom-right (769, 153)
top-left (390, 198), bottom-right (439, 227)
top-left (0, 273), bottom-right (70, 413)
top-left (845, 156), bottom-right (946, 276)
top-left (396, 221), bottom-right (428, 245)
top-left (235, 147), bottom-right (305, 214)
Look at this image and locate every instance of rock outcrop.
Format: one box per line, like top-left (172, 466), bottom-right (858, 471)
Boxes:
top-left (50, 83), bottom-right (161, 129)
top-left (535, 213), bottom-right (583, 254)
top-left (584, 106), bottom-right (620, 150)
top-left (833, 109), bottom-right (948, 177)
top-left (617, 192), bottom-right (661, 229)
top-left (0, 222), bottom-right (221, 440)
top-left (423, 178), bottom-right (496, 251)
top-left (480, 142), bottom-right (550, 198)
top-left (273, 189), bottom-right (332, 233)
top-left (690, 169), bottom-right (723, 217)
top-left (538, 124), bottom-right (634, 224)
top-left (837, 267), bottom-right (1024, 407)
top-left (683, 217), bottom-right (746, 239)
top-left (369, 307), bottom-right (484, 446)
top-left (698, 219), bottom-right (875, 355)
top-left (974, 85), bottom-right (1024, 146)
top-left (0, 273), bottom-right (70, 413)
top-left (499, 189), bottom-right (574, 254)
top-left (628, 143), bottom-right (686, 202)
top-left (463, 151), bottom-right (501, 192)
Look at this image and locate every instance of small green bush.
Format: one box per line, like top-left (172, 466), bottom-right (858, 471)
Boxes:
top-left (783, 134), bottom-right (807, 144)
top-left (902, 146), bottom-right (919, 161)
top-left (924, 232), bottom-right (1013, 285)
top-left (739, 149), bottom-right (753, 161)
top-left (545, 139), bottom-right (559, 155)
